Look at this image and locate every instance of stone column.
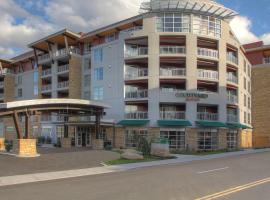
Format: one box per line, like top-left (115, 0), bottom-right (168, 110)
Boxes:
top-left (218, 129), bottom-right (227, 150)
top-left (0, 138), bottom-right (5, 151)
top-left (17, 139), bottom-right (39, 157)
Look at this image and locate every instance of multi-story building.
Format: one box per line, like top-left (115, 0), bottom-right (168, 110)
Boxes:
top-left (0, 0), bottom-right (252, 151)
top-left (244, 41), bottom-right (270, 148)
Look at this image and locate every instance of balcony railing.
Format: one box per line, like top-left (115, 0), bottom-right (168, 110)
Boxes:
top-left (197, 48), bottom-right (219, 59)
top-left (227, 94), bottom-right (238, 104)
top-left (197, 112), bottom-right (218, 121)
top-left (160, 46), bottom-right (186, 54)
top-left (264, 57), bottom-right (270, 64)
top-left (42, 69), bottom-right (52, 77)
top-left (227, 53), bottom-right (238, 65)
top-left (160, 111), bottom-right (186, 120)
top-left (54, 48), bottom-right (81, 58)
top-left (227, 114), bottom-right (238, 123)
top-left (160, 88), bottom-right (184, 93)
top-left (125, 47), bottom-right (148, 57)
top-left (42, 84), bottom-right (52, 92)
top-left (58, 64), bottom-right (69, 73)
top-left (58, 81), bottom-right (69, 89)
top-left (227, 73), bottom-right (238, 84)
top-left (41, 115), bottom-right (52, 122)
top-left (125, 89), bottom-right (148, 99)
top-left (38, 54), bottom-right (50, 63)
top-left (160, 68), bottom-right (186, 76)
top-left (125, 68), bottom-right (148, 80)
top-left (125, 111), bottom-right (148, 119)
top-left (198, 69), bottom-right (219, 80)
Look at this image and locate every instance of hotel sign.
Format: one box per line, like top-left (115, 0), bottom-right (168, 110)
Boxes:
top-left (175, 92), bottom-right (208, 101)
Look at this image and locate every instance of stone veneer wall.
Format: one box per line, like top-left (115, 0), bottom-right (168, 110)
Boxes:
top-left (17, 139), bottom-right (37, 157)
top-left (4, 74), bottom-right (15, 102)
top-left (69, 56), bottom-right (82, 99)
top-left (0, 138), bottom-right (5, 151)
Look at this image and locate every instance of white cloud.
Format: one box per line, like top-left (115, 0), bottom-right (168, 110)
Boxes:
top-left (261, 33), bottom-right (270, 44)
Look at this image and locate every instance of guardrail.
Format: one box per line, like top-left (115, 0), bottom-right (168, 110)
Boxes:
top-left (125, 89), bottom-right (148, 99)
top-left (160, 111), bottom-right (186, 120)
top-left (198, 69), bottom-right (219, 80)
top-left (197, 112), bottom-right (218, 121)
top-left (160, 68), bottom-right (186, 76)
top-left (125, 111), bottom-right (148, 119)
top-left (160, 46), bottom-right (186, 54)
top-left (198, 47), bottom-right (219, 59)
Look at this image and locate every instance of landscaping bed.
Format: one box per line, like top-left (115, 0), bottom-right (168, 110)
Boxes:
top-left (171, 149), bottom-right (242, 156)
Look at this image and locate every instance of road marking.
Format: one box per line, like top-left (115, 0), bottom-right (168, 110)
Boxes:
top-left (197, 167), bottom-right (229, 174)
top-left (195, 177), bottom-right (270, 200)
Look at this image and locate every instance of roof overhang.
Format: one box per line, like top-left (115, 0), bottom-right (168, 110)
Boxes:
top-left (0, 58), bottom-right (13, 68)
top-left (28, 29), bottom-right (81, 52)
top-left (140, 0), bottom-right (238, 20)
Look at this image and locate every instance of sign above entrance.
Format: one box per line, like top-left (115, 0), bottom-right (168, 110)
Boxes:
top-left (175, 92), bottom-right (208, 101)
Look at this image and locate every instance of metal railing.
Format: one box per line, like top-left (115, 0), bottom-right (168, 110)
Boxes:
top-left (41, 84), bottom-right (52, 92)
top-left (41, 115), bottom-right (52, 122)
top-left (54, 48), bottom-right (81, 58)
top-left (57, 81), bottom-right (69, 89)
top-left (227, 53), bottom-right (238, 65)
top-left (160, 111), bottom-right (185, 120)
top-left (227, 114), bottom-right (238, 123)
top-left (58, 64), bottom-right (69, 73)
top-left (125, 47), bottom-right (148, 57)
top-left (264, 57), bottom-right (270, 64)
top-left (197, 47), bottom-right (219, 59)
top-left (197, 112), bottom-right (218, 121)
top-left (125, 111), bottom-right (148, 119)
top-left (227, 94), bottom-right (238, 104)
top-left (160, 88), bottom-right (184, 93)
top-left (160, 68), bottom-right (186, 76)
top-left (125, 89), bottom-right (148, 99)
top-left (227, 73), bottom-right (238, 84)
top-left (41, 69), bottom-right (52, 77)
top-left (198, 69), bottom-right (219, 80)
top-left (38, 54), bottom-right (50, 63)
top-left (160, 46), bottom-right (186, 54)
top-left (125, 68), bottom-right (148, 80)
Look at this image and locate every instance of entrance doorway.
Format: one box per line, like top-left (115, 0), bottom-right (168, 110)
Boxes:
top-left (76, 127), bottom-right (91, 147)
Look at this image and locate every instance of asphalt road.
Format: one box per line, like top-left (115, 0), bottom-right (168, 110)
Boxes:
top-left (1, 151), bottom-right (270, 200)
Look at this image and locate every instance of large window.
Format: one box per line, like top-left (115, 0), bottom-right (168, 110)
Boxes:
top-left (93, 87), bottom-right (104, 100)
top-left (94, 68), bottom-right (103, 81)
top-left (198, 129), bottom-right (218, 151)
top-left (193, 15), bottom-right (221, 38)
top-left (160, 129), bottom-right (185, 150)
top-left (125, 129), bottom-right (148, 148)
top-left (33, 71), bottom-right (39, 96)
top-left (93, 48), bottom-right (103, 62)
top-left (156, 13), bottom-right (190, 33)
top-left (227, 130), bottom-right (238, 149)
top-left (84, 75), bottom-right (91, 87)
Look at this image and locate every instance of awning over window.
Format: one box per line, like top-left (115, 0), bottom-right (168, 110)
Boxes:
top-left (227, 123), bottom-right (253, 129)
top-left (117, 120), bottom-right (150, 126)
top-left (157, 120), bottom-right (192, 127)
top-left (196, 121), bottom-right (228, 128)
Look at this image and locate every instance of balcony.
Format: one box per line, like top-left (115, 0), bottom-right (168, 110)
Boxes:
top-left (227, 94), bottom-right (238, 104)
top-left (227, 53), bottom-right (238, 65)
top-left (41, 84), bottom-right (52, 92)
top-left (125, 89), bottom-right (148, 99)
top-left (227, 114), bottom-right (238, 123)
top-left (198, 69), bottom-right (219, 81)
top-left (264, 57), bottom-right (270, 64)
top-left (160, 111), bottom-right (185, 120)
top-left (125, 47), bottom-right (148, 58)
top-left (197, 48), bottom-right (219, 59)
top-left (160, 68), bottom-right (186, 77)
top-left (41, 69), bottom-right (52, 77)
top-left (197, 112), bottom-right (218, 121)
top-left (160, 46), bottom-right (186, 55)
top-left (38, 54), bottom-right (50, 64)
top-left (227, 73), bottom-right (238, 84)
top-left (125, 111), bottom-right (148, 119)
top-left (125, 68), bottom-right (148, 80)
top-left (54, 48), bottom-right (80, 59)
top-left (41, 115), bottom-right (52, 122)
top-left (58, 81), bottom-right (69, 89)
top-left (58, 64), bottom-right (69, 73)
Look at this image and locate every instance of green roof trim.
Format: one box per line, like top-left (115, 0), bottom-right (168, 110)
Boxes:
top-left (117, 120), bottom-right (150, 126)
top-left (227, 123), bottom-right (253, 129)
top-left (196, 121), bottom-right (228, 128)
top-left (157, 120), bottom-right (192, 127)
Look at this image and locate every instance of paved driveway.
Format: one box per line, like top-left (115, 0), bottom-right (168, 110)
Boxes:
top-left (0, 148), bottom-right (119, 177)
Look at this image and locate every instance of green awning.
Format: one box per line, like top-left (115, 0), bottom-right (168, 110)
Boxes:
top-left (157, 120), bottom-right (192, 127)
top-left (227, 123), bottom-right (253, 129)
top-left (196, 121), bottom-right (228, 128)
top-left (117, 120), bottom-right (150, 126)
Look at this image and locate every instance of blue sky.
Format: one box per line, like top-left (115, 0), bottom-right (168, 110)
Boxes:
top-left (0, 0), bottom-right (269, 58)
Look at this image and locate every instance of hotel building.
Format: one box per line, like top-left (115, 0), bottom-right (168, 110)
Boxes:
top-left (244, 41), bottom-right (270, 148)
top-left (0, 0), bottom-right (252, 151)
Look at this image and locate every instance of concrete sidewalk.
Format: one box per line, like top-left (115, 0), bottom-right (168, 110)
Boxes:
top-left (0, 148), bottom-right (269, 187)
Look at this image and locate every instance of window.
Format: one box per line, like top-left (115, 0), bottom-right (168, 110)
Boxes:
top-left (17, 75), bottom-right (22, 85)
top-left (94, 68), bottom-right (103, 81)
top-left (125, 129), bottom-right (148, 148)
top-left (17, 88), bottom-right (22, 97)
top-left (0, 123), bottom-right (3, 137)
top-left (160, 129), bottom-right (185, 150)
top-left (244, 60), bottom-right (247, 73)
top-left (227, 130), bottom-right (238, 149)
top-left (244, 77), bottom-right (247, 89)
top-left (83, 91), bottom-right (91, 100)
top-left (33, 71), bottom-right (39, 96)
top-left (248, 113), bottom-right (251, 124)
top-left (193, 15), bottom-right (221, 38)
top-left (98, 128), bottom-right (107, 140)
top-left (244, 94), bottom-right (247, 107)
top-left (93, 48), bottom-right (103, 62)
top-left (84, 58), bottom-right (91, 70)
top-left (105, 33), bottom-right (116, 43)
top-left (248, 97), bottom-right (251, 109)
top-left (248, 65), bottom-right (251, 77)
top-left (244, 112), bottom-right (247, 123)
top-left (198, 129), bottom-right (218, 151)
top-left (248, 81), bottom-right (251, 93)
top-left (93, 87), bottom-right (104, 100)
top-left (84, 75), bottom-right (91, 87)
top-left (157, 13), bottom-right (190, 33)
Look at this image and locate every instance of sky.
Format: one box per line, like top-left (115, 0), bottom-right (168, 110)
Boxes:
top-left (0, 0), bottom-right (269, 59)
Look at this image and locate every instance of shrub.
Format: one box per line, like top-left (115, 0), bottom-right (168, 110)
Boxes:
top-left (137, 137), bottom-right (151, 156)
top-left (46, 137), bottom-right (52, 144)
top-left (37, 136), bottom-right (46, 144)
top-left (4, 140), bottom-right (13, 152)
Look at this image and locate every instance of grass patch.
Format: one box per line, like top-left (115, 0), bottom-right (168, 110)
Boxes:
top-left (105, 155), bottom-right (174, 166)
top-left (171, 149), bottom-right (241, 156)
